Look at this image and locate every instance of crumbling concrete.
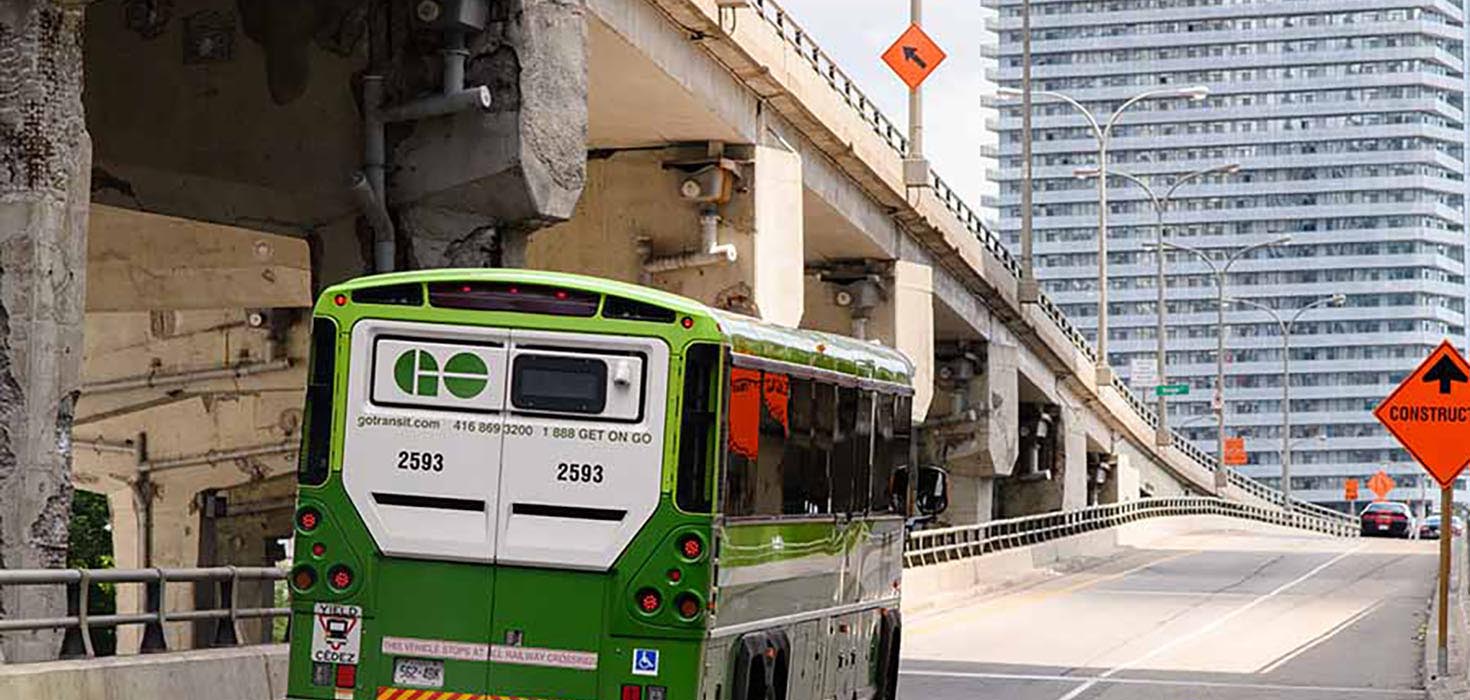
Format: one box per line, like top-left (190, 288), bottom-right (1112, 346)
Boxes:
top-left (0, 0), bottom-right (92, 663)
top-left (393, 0), bottom-right (589, 268)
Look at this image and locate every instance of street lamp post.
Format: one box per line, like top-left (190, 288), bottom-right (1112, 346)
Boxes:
top-left (997, 85), bottom-right (1209, 386)
top-left (1074, 163), bottom-right (1241, 447)
top-left (1145, 235), bottom-right (1291, 490)
top-left (1227, 294), bottom-right (1347, 508)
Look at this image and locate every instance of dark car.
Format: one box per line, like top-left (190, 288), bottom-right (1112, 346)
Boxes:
top-left (1418, 514), bottom-right (1466, 540)
top-left (1360, 502), bottom-right (1414, 538)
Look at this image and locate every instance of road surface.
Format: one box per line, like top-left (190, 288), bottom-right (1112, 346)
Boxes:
top-left (900, 528), bottom-right (1437, 699)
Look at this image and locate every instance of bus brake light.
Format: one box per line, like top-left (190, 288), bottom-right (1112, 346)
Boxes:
top-left (675, 593), bottom-right (701, 620)
top-left (678, 534), bottom-right (704, 561)
top-left (621, 685), bottom-right (641, 700)
top-left (636, 588), bottom-right (662, 613)
top-left (296, 507), bottom-right (321, 532)
top-left (335, 664), bottom-right (357, 688)
top-left (328, 565), bottom-right (354, 590)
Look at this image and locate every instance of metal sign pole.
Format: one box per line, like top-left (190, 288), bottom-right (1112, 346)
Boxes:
top-left (1440, 483), bottom-right (1452, 676)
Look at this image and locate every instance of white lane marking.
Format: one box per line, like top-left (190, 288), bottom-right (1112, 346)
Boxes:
top-left (1052, 542), bottom-right (1365, 700)
top-left (1256, 599), bottom-right (1384, 674)
top-left (899, 669), bottom-right (1420, 696)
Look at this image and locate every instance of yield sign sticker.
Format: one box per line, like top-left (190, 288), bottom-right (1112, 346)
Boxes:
top-left (882, 24), bottom-right (946, 90)
top-left (1374, 341), bottom-right (1470, 488)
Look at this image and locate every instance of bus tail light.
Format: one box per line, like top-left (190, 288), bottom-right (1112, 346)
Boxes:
top-left (335, 664), bottom-right (357, 688)
top-left (675, 593), bottom-right (701, 620)
top-left (621, 685), bottom-right (641, 700)
top-left (677, 534), bottom-right (704, 561)
top-left (296, 507), bottom-right (321, 532)
top-left (327, 565), bottom-right (354, 591)
top-left (636, 588), bottom-right (661, 614)
top-left (291, 565), bottom-right (317, 592)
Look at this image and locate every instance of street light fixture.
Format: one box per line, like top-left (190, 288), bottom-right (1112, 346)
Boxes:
top-left (1073, 162), bottom-right (1242, 447)
top-left (1226, 293), bottom-right (1347, 508)
top-left (996, 85), bottom-right (1211, 386)
top-left (1143, 234), bottom-right (1291, 490)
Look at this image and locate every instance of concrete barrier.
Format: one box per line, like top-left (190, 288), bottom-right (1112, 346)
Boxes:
top-left (0, 643), bottom-right (287, 700)
top-left (901, 514), bottom-right (1320, 614)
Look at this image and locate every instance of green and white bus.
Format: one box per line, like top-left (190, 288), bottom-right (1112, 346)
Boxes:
top-left (286, 269), bottom-right (936, 700)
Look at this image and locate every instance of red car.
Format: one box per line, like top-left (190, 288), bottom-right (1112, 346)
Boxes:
top-left (1360, 502), bottom-right (1414, 538)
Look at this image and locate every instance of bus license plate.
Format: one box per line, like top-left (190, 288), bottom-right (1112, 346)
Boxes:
top-left (393, 658), bottom-right (444, 688)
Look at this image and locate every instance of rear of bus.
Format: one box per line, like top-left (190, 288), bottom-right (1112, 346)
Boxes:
top-left (286, 271), bottom-right (724, 700)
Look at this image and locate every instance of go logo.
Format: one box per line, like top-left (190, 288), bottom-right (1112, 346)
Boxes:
top-left (393, 349), bottom-right (489, 399)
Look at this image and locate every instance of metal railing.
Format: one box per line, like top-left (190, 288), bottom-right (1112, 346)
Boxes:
top-left (903, 495), bottom-right (1360, 568)
top-left (0, 566), bottom-right (287, 659)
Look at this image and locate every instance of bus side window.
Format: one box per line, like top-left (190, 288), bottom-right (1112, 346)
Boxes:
top-left (676, 343), bottom-right (721, 513)
top-left (298, 317), bottom-right (338, 486)
top-left (854, 389), bottom-right (875, 513)
top-left (870, 393), bottom-right (897, 512)
top-left (830, 386), bottom-right (861, 514)
top-left (725, 368), bottom-right (762, 517)
top-left (894, 394), bottom-right (914, 509)
top-left (784, 380), bottom-right (832, 516)
top-left (757, 372), bottom-right (791, 515)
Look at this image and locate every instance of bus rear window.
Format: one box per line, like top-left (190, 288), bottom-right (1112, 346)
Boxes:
top-left (428, 282), bottom-right (599, 317)
top-left (298, 317), bottom-right (337, 486)
top-left (511, 355), bottom-right (608, 414)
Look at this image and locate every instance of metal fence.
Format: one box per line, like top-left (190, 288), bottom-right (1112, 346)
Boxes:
top-left (903, 496), bottom-right (1360, 568)
top-left (0, 566), bottom-right (287, 659)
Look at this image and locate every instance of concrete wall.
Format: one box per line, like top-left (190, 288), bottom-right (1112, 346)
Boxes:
top-left (0, 644), bottom-right (287, 700)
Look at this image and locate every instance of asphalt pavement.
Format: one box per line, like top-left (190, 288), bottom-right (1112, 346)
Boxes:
top-left (900, 527), bottom-right (1438, 699)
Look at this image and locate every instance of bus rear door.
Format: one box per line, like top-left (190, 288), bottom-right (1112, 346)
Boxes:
top-left (342, 319), bottom-right (510, 694)
top-left (487, 328), bottom-right (669, 698)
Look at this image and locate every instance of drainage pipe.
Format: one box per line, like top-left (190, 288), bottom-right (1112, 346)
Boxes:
top-left (356, 34), bottom-right (493, 274)
top-left (643, 206), bottom-right (738, 274)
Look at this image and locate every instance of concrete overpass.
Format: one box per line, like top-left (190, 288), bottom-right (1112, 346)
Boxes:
top-left (0, 0), bottom-right (1354, 667)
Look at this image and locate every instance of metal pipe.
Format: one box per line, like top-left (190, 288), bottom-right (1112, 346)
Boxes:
top-left (140, 441), bottom-right (298, 475)
top-left (908, 0), bottom-right (923, 158)
top-left (379, 86), bottom-right (491, 123)
top-left (642, 207), bottom-right (738, 274)
top-left (83, 358), bottom-right (293, 395)
top-left (350, 172), bottom-right (396, 264)
top-left (362, 75), bottom-right (393, 273)
top-left (1096, 137), bottom-right (1110, 382)
top-left (1018, 0), bottom-right (1035, 302)
top-left (442, 31), bottom-right (468, 96)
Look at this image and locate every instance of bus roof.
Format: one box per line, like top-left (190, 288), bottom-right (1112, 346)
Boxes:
top-left (328, 269), bottom-right (914, 385)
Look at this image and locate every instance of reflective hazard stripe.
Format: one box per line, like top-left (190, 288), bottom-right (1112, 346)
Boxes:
top-left (377, 688), bottom-right (562, 700)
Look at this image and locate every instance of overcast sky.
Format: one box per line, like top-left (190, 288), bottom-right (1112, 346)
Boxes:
top-left (782, 0), bottom-right (996, 207)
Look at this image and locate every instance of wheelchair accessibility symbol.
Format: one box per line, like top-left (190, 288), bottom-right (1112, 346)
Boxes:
top-left (632, 648), bottom-right (660, 677)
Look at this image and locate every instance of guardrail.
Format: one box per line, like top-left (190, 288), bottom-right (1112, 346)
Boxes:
top-left (903, 495), bottom-right (1360, 568)
top-left (0, 567), bottom-right (287, 659)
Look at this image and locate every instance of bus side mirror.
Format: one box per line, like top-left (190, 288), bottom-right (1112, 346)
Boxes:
top-left (915, 465), bottom-right (949, 516)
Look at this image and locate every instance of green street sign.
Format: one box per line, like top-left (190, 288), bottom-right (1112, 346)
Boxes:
top-left (1156, 384), bottom-right (1190, 397)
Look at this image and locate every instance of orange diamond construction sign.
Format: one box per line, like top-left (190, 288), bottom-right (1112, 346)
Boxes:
top-left (1374, 340), bottom-right (1470, 488)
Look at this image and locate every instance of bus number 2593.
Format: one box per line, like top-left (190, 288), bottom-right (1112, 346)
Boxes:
top-left (398, 451), bottom-right (444, 471)
top-left (557, 462), bottom-right (604, 483)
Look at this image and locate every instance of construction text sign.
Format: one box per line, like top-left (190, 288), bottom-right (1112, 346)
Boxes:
top-left (1374, 341), bottom-right (1470, 488)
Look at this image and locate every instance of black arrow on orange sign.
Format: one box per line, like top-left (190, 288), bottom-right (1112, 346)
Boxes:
top-left (902, 46), bottom-right (927, 69)
top-left (1422, 355), bottom-right (1468, 395)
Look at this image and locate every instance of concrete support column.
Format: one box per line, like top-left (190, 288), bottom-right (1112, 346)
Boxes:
top-left (0, 0), bottom-right (91, 663)
top-left (806, 259), bottom-right (935, 421)
top-left (947, 473), bottom-right (995, 526)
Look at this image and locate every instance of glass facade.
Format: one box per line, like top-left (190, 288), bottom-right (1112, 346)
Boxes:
top-left (990, 0), bottom-right (1470, 512)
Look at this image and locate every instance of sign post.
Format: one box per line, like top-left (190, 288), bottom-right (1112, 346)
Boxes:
top-left (1374, 340), bottom-right (1470, 676)
top-left (882, 13), bottom-right (946, 190)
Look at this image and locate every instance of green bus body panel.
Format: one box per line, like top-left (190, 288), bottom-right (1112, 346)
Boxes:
top-left (288, 269), bottom-right (913, 700)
